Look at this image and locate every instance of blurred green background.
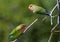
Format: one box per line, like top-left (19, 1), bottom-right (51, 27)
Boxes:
top-left (0, 0), bottom-right (60, 42)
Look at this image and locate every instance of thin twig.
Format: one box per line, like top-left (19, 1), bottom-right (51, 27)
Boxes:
top-left (48, 1), bottom-right (60, 42)
top-left (49, 4), bottom-right (57, 25)
top-left (55, 31), bottom-right (60, 32)
top-left (51, 24), bottom-right (58, 32)
top-left (57, 0), bottom-right (60, 24)
top-left (42, 17), bottom-right (47, 22)
top-left (23, 18), bottom-right (38, 33)
top-left (23, 16), bottom-right (49, 33)
top-left (48, 33), bottom-right (53, 42)
top-left (48, 24), bottom-right (58, 42)
top-left (52, 15), bottom-right (58, 18)
top-left (50, 4), bottom-right (57, 16)
top-left (11, 39), bottom-right (17, 42)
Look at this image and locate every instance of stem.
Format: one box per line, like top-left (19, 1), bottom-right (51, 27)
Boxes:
top-left (23, 18), bottom-right (38, 33)
top-left (48, 23), bottom-right (58, 42)
top-left (48, 33), bottom-right (53, 42)
top-left (11, 39), bottom-right (17, 42)
top-left (51, 24), bottom-right (58, 32)
top-left (55, 31), bottom-right (60, 32)
top-left (50, 4), bottom-right (57, 25)
top-left (57, 0), bottom-right (60, 24)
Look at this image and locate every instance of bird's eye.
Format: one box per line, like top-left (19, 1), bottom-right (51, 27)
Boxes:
top-left (30, 6), bottom-right (32, 8)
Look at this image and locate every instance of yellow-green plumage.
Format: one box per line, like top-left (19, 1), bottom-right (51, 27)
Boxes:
top-left (29, 4), bottom-right (50, 16)
top-left (9, 24), bottom-right (26, 41)
top-left (32, 4), bottom-right (46, 14)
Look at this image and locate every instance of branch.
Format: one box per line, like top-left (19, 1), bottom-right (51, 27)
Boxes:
top-left (48, 33), bottom-right (53, 42)
top-left (48, 1), bottom-right (60, 42)
top-left (48, 24), bottom-right (58, 42)
top-left (11, 39), bottom-right (17, 42)
top-left (51, 23), bottom-right (59, 32)
top-left (49, 4), bottom-right (57, 25)
top-left (55, 31), bottom-right (60, 32)
top-left (23, 18), bottom-right (38, 33)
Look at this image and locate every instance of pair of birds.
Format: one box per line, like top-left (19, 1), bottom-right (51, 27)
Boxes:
top-left (9, 4), bottom-right (52, 41)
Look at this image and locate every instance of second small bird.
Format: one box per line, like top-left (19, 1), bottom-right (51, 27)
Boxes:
top-left (28, 4), bottom-right (50, 16)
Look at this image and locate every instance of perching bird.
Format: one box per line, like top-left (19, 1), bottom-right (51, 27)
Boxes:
top-left (28, 4), bottom-right (50, 16)
top-left (28, 4), bottom-right (57, 25)
top-left (9, 24), bottom-right (26, 41)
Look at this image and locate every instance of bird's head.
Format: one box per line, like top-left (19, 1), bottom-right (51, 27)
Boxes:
top-left (28, 4), bottom-right (35, 12)
top-left (20, 24), bottom-right (26, 32)
top-left (28, 4), bottom-right (41, 13)
top-left (16, 24), bottom-right (26, 32)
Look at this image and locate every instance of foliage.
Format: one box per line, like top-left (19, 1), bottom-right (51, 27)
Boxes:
top-left (0, 0), bottom-right (60, 42)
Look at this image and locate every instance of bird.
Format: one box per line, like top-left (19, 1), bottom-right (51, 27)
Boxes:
top-left (28, 4), bottom-right (50, 16)
top-left (9, 24), bottom-right (26, 41)
top-left (28, 4), bottom-right (57, 25)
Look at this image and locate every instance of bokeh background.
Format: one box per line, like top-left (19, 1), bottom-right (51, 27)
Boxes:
top-left (0, 0), bottom-right (60, 42)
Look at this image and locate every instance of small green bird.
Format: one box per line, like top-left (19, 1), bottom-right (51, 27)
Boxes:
top-left (9, 24), bottom-right (26, 41)
top-left (28, 4), bottom-right (50, 16)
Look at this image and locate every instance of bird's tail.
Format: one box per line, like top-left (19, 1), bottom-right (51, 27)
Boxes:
top-left (46, 13), bottom-right (50, 16)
